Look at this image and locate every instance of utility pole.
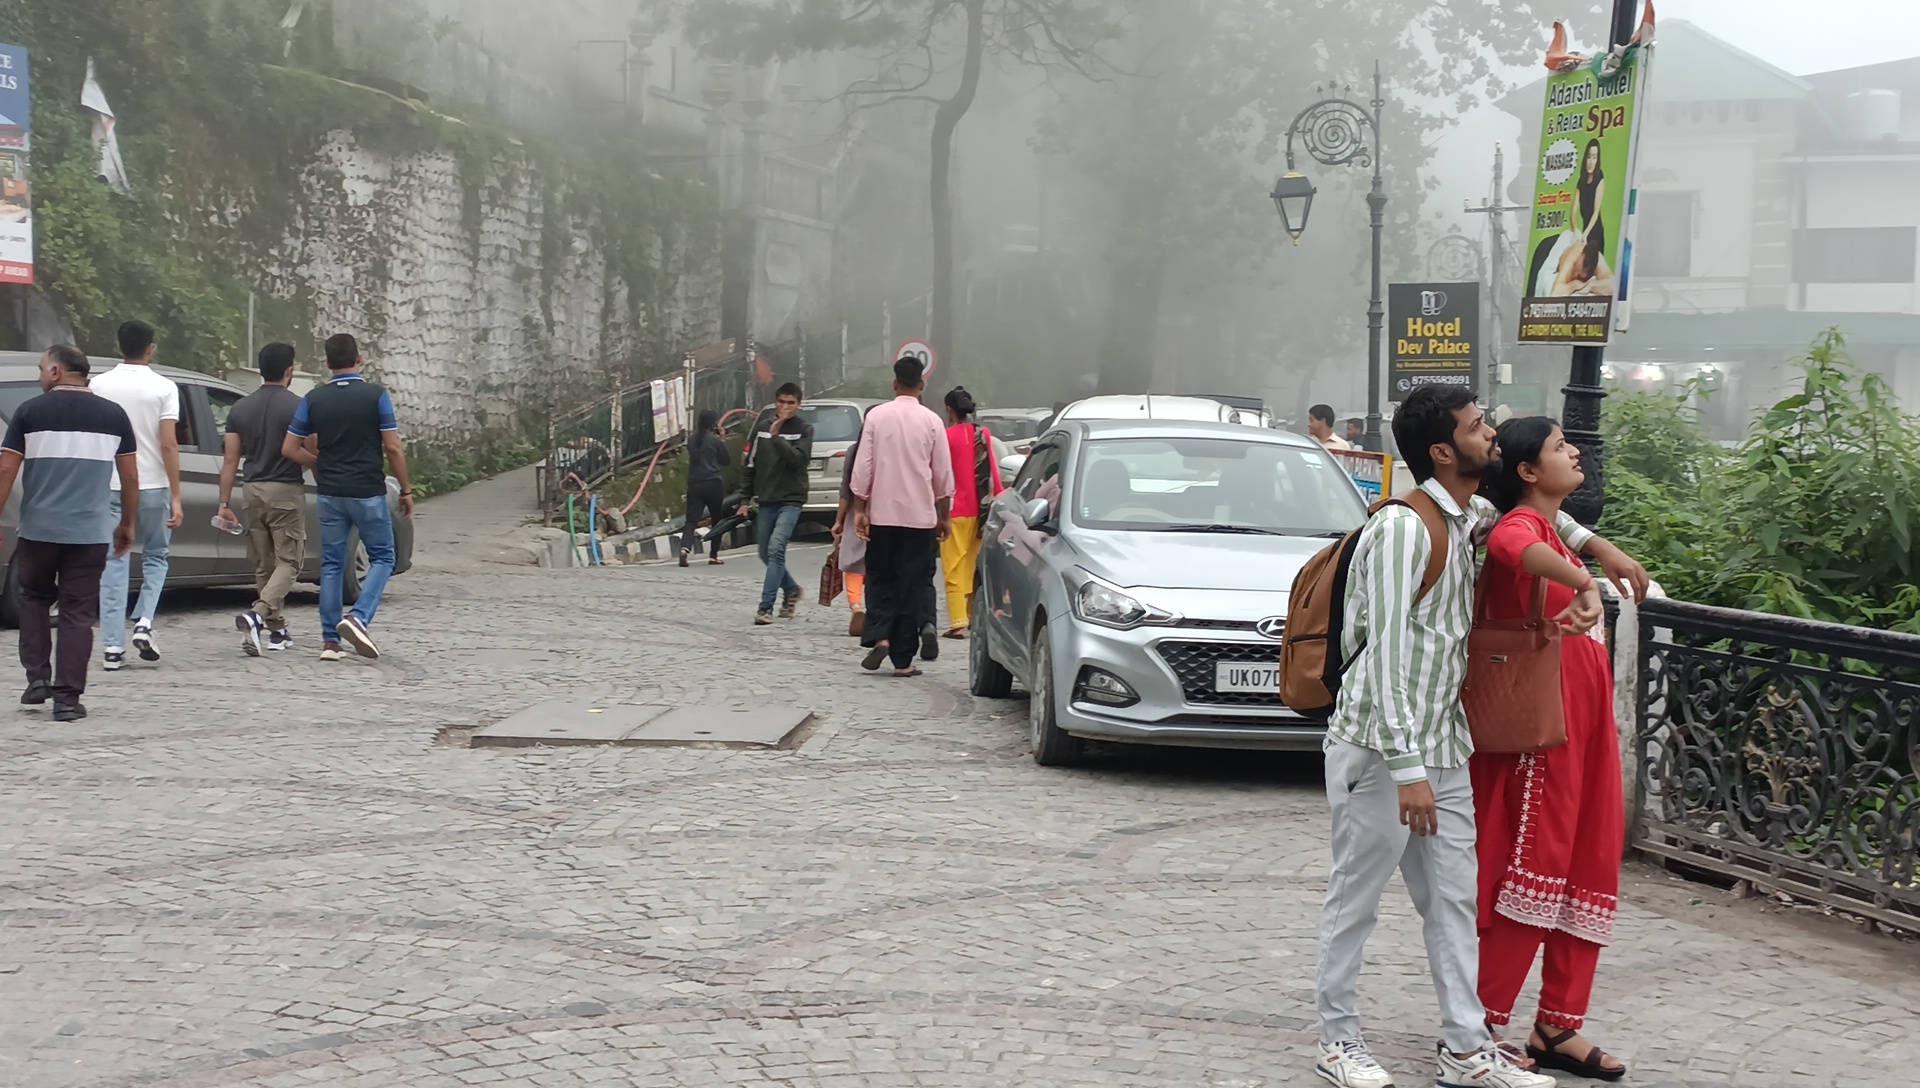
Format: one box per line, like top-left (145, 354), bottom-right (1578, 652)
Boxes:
top-left (1463, 146), bottom-right (1528, 405)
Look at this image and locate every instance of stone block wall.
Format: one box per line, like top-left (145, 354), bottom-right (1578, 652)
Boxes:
top-left (260, 132), bottom-right (722, 451)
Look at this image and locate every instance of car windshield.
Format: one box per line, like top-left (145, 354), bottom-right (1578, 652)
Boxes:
top-left (0, 380), bottom-right (39, 423)
top-left (982, 414), bottom-right (1044, 441)
top-left (1071, 436), bottom-right (1367, 535)
top-left (800, 404), bottom-right (863, 443)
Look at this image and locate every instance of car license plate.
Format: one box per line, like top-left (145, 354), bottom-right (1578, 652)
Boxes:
top-left (1215, 661), bottom-right (1280, 693)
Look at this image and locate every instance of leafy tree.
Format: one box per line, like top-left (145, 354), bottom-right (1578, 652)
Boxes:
top-left (683, 0), bottom-right (1117, 369)
top-left (1600, 330), bottom-right (1920, 631)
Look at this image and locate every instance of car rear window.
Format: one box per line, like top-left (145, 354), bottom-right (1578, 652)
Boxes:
top-left (800, 404), bottom-right (863, 443)
top-left (983, 414), bottom-right (1044, 441)
top-left (0, 381), bottom-right (38, 424)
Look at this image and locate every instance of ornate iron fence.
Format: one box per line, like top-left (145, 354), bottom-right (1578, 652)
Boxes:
top-left (1632, 598), bottom-right (1920, 932)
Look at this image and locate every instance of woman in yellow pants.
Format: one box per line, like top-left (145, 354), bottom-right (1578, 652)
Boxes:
top-left (940, 387), bottom-right (1005, 639)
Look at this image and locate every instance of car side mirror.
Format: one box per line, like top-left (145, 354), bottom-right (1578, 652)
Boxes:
top-left (1022, 497), bottom-right (1053, 530)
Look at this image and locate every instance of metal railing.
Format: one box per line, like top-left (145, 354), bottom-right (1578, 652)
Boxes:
top-left (537, 329), bottom-right (848, 518)
top-left (1632, 597), bottom-right (1920, 933)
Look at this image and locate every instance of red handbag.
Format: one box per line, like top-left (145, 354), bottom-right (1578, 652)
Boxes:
top-left (1462, 574), bottom-right (1568, 754)
top-left (819, 542), bottom-right (845, 607)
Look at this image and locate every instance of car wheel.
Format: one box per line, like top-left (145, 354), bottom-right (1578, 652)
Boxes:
top-left (968, 587), bottom-right (1014, 699)
top-left (341, 530), bottom-right (369, 607)
top-left (1028, 620), bottom-right (1084, 767)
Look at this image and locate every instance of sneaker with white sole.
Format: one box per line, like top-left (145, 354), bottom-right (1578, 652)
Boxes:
top-left (319, 642), bottom-right (344, 662)
top-left (336, 615), bottom-right (379, 659)
top-left (103, 648), bottom-right (125, 672)
top-left (1436, 1042), bottom-right (1556, 1088)
top-left (237, 611), bottom-right (264, 657)
top-left (1315, 1039), bottom-right (1395, 1088)
top-left (131, 622), bottom-right (159, 662)
top-left (267, 629), bottom-right (293, 652)
top-left (754, 609), bottom-right (774, 626)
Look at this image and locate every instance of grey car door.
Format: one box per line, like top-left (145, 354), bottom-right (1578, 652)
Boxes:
top-left (166, 382), bottom-right (229, 578)
top-left (989, 439), bottom-right (1064, 677)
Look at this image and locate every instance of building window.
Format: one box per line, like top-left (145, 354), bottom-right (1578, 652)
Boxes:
top-left (1635, 191), bottom-right (1695, 277)
top-left (1793, 227), bottom-right (1919, 283)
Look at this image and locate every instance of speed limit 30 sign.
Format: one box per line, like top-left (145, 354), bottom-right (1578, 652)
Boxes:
top-left (894, 339), bottom-right (938, 381)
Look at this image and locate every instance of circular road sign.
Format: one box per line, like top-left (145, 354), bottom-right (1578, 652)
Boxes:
top-left (894, 339), bottom-right (938, 381)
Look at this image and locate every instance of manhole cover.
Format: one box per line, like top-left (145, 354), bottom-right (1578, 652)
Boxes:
top-left (469, 702), bottom-right (811, 749)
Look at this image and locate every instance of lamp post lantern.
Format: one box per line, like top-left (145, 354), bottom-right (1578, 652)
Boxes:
top-left (1274, 62), bottom-right (1389, 451)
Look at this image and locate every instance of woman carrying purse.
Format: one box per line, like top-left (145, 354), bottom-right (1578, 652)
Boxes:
top-left (1472, 417), bottom-right (1641, 1082)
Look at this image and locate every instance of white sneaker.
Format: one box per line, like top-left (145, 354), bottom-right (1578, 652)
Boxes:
top-left (131, 622), bottom-right (159, 662)
top-left (1316, 1039), bottom-right (1395, 1088)
top-left (1436, 1042), bottom-right (1556, 1088)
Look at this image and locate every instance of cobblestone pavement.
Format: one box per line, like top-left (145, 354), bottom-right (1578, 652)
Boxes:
top-left (2, 467), bottom-right (1916, 1088)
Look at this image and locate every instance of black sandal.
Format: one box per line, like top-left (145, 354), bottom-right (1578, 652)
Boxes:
top-left (1527, 1027), bottom-right (1626, 1082)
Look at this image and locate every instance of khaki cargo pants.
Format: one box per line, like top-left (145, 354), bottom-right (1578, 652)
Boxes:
top-left (244, 481), bottom-right (307, 631)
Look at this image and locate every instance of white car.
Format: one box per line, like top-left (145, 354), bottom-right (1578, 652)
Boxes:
top-left (1058, 394), bottom-right (1271, 428)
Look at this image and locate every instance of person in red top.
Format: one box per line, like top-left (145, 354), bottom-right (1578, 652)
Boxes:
top-left (938, 386), bottom-right (1004, 638)
top-left (1471, 416), bottom-right (1644, 1082)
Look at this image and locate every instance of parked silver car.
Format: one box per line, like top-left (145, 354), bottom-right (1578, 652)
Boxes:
top-left (968, 418), bottom-right (1367, 765)
top-left (0, 353), bottom-right (414, 626)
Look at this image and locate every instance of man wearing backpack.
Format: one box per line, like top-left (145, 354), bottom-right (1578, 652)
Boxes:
top-left (1310, 386), bottom-right (1645, 1088)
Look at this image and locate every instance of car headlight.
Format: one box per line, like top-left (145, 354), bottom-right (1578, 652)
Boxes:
top-left (1070, 574), bottom-right (1176, 630)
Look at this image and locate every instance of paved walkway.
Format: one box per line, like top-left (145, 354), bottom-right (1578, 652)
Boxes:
top-left (1, 468), bottom-right (1914, 1088)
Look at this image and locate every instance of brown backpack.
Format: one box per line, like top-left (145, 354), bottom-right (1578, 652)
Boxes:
top-left (1279, 491), bottom-right (1449, 720)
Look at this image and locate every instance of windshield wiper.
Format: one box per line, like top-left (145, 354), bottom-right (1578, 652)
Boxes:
top-left (1159, 523), bottom-right (1284, 536)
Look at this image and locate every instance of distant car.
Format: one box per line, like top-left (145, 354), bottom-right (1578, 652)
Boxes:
top-left (1058, 394), bottom-right (1272, 428)
top-left (0, 353), bottom-right (414, 627)
top-left (969, 418), bottom-right (1368, 765)
top-left (977, 408), bottom-right (1053, 452)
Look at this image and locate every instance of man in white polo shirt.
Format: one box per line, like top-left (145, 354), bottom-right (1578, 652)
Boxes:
top-left (91, 319), bottom-right (185, 671)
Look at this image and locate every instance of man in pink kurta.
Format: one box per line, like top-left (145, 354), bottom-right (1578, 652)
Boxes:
top-left (851, 355), bottom-right (954, 676)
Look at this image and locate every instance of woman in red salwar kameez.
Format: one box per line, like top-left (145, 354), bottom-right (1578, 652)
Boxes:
top-left (1474, 417), bottom-right (1638, 1082)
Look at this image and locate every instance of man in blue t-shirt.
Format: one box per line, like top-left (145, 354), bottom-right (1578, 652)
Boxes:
top-left (0, 345), bottom-right (141, 721)
top-left (282, 333), bottom-right (414, 662)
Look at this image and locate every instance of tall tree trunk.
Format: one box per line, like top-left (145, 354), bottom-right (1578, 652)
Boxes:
top-left (929, 0), bottom-right (986, 370)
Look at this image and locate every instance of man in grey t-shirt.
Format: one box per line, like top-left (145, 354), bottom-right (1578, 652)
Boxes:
top-left (218, 343), bottom-right (308, 655)
top-left (0, 346), bottom-right (140, 721)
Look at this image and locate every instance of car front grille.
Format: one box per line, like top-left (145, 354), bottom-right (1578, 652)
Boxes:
top-left (1155, 640), bottom-right (1286, 707)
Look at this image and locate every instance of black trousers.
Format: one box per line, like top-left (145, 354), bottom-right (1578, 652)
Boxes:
top-left (680, 479), bottom-right (728, 559)
top-left (862, 525), bottom-right (938, 669)
top-left (14, 538), bottom-right (109, 704)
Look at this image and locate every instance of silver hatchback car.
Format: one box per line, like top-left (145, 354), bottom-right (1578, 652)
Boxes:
top-left (968, 419), bottom-right (1368, 765)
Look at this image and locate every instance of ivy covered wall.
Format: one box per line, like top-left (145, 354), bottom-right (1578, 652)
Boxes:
top-left (0, 0), bottom-right (722, 453)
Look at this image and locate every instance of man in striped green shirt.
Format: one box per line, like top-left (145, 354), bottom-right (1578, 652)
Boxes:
top-left (1311, 386), bottom-right (1646, 1088)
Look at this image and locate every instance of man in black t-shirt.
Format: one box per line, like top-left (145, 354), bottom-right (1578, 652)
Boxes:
top-left (219, 342), bottom-right (308, 656)
top-left (0, 345), bottom-right (141, 721)
top-left (282, 334), bottom-right (414, 662)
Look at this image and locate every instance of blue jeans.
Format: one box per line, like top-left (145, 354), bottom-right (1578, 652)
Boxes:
top-left (100, 488), bottom-right (173, 650)
top-left (318, 495), bottom-right (397, 641)
top-left (756, 502), bottom-right (803, 611)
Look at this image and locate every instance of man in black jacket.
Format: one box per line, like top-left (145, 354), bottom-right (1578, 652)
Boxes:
top-left (739, 382), bottom-right (812, 624)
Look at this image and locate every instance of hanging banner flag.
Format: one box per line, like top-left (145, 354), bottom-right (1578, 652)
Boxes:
top-left (0, 43), bottom-right (31, 285)
top-left (82, 58), bottom-right (130, 195)
top-left (1517, 42), bottom-right (1655, 345)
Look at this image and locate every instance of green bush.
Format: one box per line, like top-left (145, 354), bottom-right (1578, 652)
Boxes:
top-left (1601, 330), bottom-right (1920, 630)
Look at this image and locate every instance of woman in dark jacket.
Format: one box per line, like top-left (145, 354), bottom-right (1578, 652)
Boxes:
top-left (679, 409), bottom-right (732, 566)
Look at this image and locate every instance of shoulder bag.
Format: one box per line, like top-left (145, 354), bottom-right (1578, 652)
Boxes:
top-left (1462, 572), bottom-right (1568, 754)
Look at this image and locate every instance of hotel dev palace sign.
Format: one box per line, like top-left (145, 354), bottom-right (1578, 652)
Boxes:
top-left (1388, 282), bottom-right (1479, 399)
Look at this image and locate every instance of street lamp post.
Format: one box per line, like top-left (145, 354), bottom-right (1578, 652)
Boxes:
top-left (1272, 62), bottom-right (1387, 451)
